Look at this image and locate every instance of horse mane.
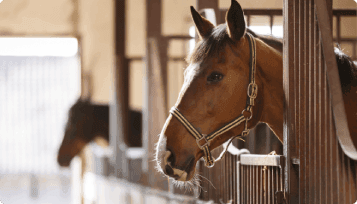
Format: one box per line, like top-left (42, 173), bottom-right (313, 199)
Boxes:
top-left (335, 47), bottom-right (357, 94)
top-left (246, 28), bottom-right (283, 52)
top-left (249, 30), bottom-right (357, 94)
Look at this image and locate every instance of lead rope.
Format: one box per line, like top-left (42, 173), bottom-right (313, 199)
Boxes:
top-left (170, 33), bottom-right (257, 167)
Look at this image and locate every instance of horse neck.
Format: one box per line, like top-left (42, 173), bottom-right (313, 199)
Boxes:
top-left (91, 105), bottom-right (110, 141)
top-left (255, 38), bottom-right (284, 142)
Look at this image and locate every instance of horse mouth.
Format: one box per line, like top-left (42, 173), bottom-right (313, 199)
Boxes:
top-left (57, 156), bottom-right (71, 167)
top-left (180, 156), bottom-right (196, 181)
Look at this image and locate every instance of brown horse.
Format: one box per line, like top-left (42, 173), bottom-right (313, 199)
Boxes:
top-left (155, 0), bottom-right (357, 185)
top-left (57, 98), bottom-right (142, 167)
top-left (57, 98), bottom-right (109, 167)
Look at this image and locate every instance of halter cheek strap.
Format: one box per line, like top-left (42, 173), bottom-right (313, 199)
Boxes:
top-left (170, 33), bottom-right (257, 168)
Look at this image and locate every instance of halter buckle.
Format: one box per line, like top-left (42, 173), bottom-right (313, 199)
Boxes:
top-left (247, 83), bottom-right (258, 99)
top-left (242, 108), bottom-right (253, 120)
top-left (196, 134), bottom-right (210, 149)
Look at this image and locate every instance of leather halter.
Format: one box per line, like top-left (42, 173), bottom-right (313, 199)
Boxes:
top-left (170, 33), bottom-right (258, 167)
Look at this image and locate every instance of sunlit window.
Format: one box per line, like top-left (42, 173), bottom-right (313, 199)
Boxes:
top-left (0, 37), bottom-right (78, 57)
top-left (0, 37), bottom-right (80, 174)
top-left (189, 26), bottom-right (196, 53)
top-left (250, 25), bottom-right (283, 38)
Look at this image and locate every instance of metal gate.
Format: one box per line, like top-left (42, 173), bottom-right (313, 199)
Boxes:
top-left (238, 154), bottom-right (284, 204)
top-left (284, 0), bottom-right (357, 203)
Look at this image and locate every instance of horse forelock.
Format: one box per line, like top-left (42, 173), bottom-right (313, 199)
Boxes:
top-left (186, 24), bottom-right (234, 65)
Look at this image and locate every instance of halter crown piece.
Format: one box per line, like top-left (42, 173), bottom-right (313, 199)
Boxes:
top-left (170, 33), bottom-right (258, 167)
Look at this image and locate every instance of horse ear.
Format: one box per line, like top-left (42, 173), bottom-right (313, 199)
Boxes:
top-left (226, 0), bottom-right (246, 41)
top-left (190, 6), bottom-right (215, 39)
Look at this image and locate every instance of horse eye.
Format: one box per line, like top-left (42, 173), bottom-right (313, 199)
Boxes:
top-left (207, 72), bottom-right (224, 82)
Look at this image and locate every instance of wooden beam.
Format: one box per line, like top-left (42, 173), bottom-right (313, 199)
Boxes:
top-left (143, 0), bottom-right (169, 190)
top-left (110, 0), bottom-right (129, 179)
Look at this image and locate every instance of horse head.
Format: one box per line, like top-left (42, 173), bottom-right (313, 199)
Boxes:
top-left (57, 98), bottom-right (94, 167)
top-left (155, 0), bottom-right (284, 184)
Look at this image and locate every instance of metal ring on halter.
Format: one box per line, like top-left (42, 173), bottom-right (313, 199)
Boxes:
top-left (205, 157), bottom-right (215, 168)
top-left (241, 108), bottom-right (253, 121)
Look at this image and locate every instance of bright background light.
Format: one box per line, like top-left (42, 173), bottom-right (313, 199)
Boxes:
top-left (250, 25), bottom-right (283, 38)
top-left (189, 25), bottom-right (283, 53)
top-left (189, 26), bottom-right (196, 54)
top-left (0, 37), bottom-right (78, 57)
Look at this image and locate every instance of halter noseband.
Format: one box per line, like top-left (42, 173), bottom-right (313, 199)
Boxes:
top-left (170, 33), bottom-right (257, 167)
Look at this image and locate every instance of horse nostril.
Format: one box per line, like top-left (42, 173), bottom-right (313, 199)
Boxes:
top-left (167, 151), bottom-right (175, 165)
top-left (165, 165), bottom-right (174, 176)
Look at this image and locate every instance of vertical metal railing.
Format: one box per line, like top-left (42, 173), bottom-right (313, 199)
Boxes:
top-left (237, 154), bottom-right (284, 204)
top-left (284, 0), bottom-right (357, 203)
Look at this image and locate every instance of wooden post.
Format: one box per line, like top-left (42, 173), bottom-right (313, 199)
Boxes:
top-left (110, 0), bottom-right (129, 179)
top-left (143, 0), bottom-right (169, 190)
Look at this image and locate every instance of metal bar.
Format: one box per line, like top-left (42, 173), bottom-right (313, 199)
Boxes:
top-left (347, 157), bottom-right (353, 204)
top-left (277, 166), bottom-right (279, 191)
top-left (283, 0), bottom-right (300, 202)
top-left (233, 155), bottom-right (237, 204)
top-left (251, 166), bottom-right (256, 203)
top-left (263, 167), bottom-right (268, 203)
top-left (230, 154), bottom-right (233, 202)
top-left (340, 147), bottom-right (346, 203)
top-left (241, 155), bottom-right (284, 166)
top-left (256, 166), bottom-right (258, 204)
top-left (299, 0), bottom-right (308, 202)
top-left (268, 166), bottom-right (270, 204)
top-left (236, 161), bottom-right (242, 203)
top-left (272, 167), bottom-right (275, 204)
top-left (243, 165), bottom-right (246, 204)
top-left (306, 1), bottom-right (313, 203)
top-left (260, 166), bottom-right (263, 204)
top-left (249, 165), bottom-right (252, 204)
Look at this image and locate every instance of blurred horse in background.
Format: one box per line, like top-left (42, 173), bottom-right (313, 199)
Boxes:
top-left (57, 98), bottom-right (142, 167)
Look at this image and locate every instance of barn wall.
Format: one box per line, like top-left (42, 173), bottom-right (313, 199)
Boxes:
top-left (77, 0), bottom-right (114, 104)
top-left (1, 0), bottom-right (353, 105)
top-left (0, 0), bottom-right (75, 35)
